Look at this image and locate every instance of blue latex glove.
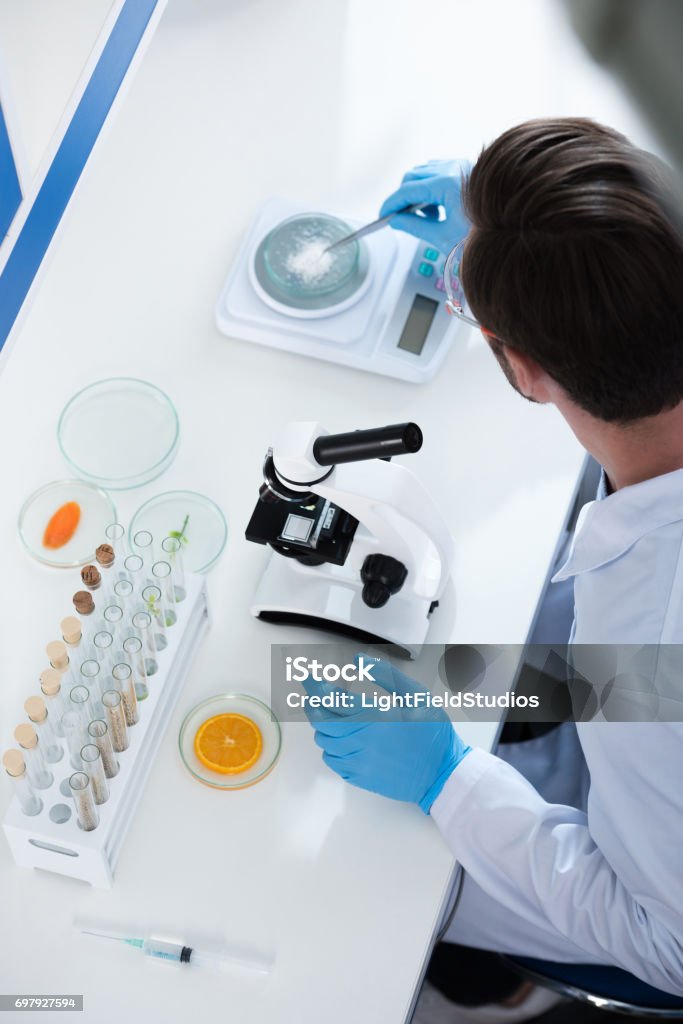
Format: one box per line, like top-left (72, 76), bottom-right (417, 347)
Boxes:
top-left (303, 658), bottom-right (472, 814)
top-left (379, 158), bottom-right (471, 253)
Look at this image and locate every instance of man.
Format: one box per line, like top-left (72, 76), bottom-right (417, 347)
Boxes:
top-left (304, 119), bottom-right (683, 1020)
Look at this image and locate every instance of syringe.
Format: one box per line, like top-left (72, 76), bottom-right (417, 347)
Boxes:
top-left (80, 924), bottom-right (274, 974)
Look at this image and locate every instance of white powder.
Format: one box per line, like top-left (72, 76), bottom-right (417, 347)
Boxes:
top-left (285, 239), bottom-right (333, 284)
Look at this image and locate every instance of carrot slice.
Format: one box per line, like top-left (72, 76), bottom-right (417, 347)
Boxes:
top-left (43, 501), bottom-right (81, 549)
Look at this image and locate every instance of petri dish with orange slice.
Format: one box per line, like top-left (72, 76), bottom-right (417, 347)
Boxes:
top-left (178, 695), bottom-right (281, 789)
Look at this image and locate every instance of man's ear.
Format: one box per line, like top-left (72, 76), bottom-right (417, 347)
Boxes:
top-left (504, 347), bottom-right (554, 403)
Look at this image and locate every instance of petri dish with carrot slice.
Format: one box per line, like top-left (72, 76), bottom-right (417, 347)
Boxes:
top-left (179, 695), bottom-right (281, 790)
top-left (18, 480), bottom-right (116, 568)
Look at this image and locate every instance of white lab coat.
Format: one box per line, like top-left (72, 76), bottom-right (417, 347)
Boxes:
top-left (433, 468), bottom-right (683, 995)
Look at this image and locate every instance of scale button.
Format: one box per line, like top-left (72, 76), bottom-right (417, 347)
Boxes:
top-left (435, 277), bottom-right (445, 291)
top-left (418, 262), bottom-right (434, 277)
top-left (423, 247), bottom-right (439, 261)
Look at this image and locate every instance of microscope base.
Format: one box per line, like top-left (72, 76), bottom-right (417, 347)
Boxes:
top-left (250, 553), bottom-right (434, 659)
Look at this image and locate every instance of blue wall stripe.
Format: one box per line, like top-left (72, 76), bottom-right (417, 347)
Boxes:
top-left (0, 104), bottom-right (22, 241)
top-left (0, 0), bottom-right (161, 351)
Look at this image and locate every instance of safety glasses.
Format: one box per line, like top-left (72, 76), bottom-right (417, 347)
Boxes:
top-left (443, 240), bottom-right (481, 330)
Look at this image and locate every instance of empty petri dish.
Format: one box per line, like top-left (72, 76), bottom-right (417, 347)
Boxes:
top-left (253, 213), bottom-right (370, 312)
top-left (18, 479), bottom-right (116, 568)
top-left (179, 694), bottom-right (281, 790)
top-left (58, 378), bottom-right (179, 490)
top-left (129, 490), bottom-right (227, 574)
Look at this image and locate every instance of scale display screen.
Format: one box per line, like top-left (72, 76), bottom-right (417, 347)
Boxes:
top-left (397, 294), bottom-right (439, 355)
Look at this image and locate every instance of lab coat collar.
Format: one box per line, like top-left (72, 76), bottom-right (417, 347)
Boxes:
top-left (553, 467), bottom-right (683, 580)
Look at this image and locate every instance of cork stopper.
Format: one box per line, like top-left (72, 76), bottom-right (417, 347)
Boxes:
top-left (46, 640), bottom-right (69, 671)
top-left (73, 590), bottom-right (95, 615)
top-left (95, 543), bottom-right (115, 567)
top-left (40, 668), bottom-right (62, 695)
top-left (81, 565), bottom-right (101, 590)
top-left (25, 696), bottom-right (47, 723)
top-left (2, 749), bottom-right (25, 778)
top-left (61, 615), bottom-right (82, 646)
top-left (14, 723), bottom-right (38, 749)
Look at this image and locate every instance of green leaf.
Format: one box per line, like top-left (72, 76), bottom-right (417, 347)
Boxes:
top-left (169, 514), bottom-right (191, 548)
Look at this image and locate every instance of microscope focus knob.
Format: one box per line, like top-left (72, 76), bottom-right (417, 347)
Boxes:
top-left (361, 554), bottom-right (408, 609)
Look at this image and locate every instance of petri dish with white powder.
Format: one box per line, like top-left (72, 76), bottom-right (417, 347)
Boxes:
top-left (262, 214), bottom-right (361, 298)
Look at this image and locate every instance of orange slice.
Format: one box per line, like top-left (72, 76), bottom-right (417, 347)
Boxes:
top-left (194, 713), bottom-right (262, 775)
top-left (43, 501), bottom-right (81, 549)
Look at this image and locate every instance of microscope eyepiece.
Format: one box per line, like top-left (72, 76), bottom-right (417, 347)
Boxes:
top-left (313, 423), bottom-right (423, 467)
top-left (261, 452), bottom-right (316, 504)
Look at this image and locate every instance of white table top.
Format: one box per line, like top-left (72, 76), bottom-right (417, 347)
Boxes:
top-left (0, 3), bottom-right (584, 1021)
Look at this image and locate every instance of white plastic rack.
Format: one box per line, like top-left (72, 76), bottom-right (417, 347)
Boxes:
top-left (2, 573), bottom-right (209, 887)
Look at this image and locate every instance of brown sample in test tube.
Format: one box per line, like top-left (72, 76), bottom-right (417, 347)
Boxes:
top-left (81, 565), bottom-right (101, 591)
top-left (95, 544), bottom-right (115, 567)
top-left (73, 591), bottom-right (95, 615)
top-left (101, 691), bottom-right (128, 752)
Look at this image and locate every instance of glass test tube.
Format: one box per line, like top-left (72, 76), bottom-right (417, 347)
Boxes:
top-left (69, 772), bottom-right (99, 831)
top-left (24, 696), bottom-right (63, 763)
top-left (13, 724), bottom-right (53, 789)
top-left (2, 750), bottom-right (42, 816)
top-left (112, 663), bottom-right (139, 726)
top-left (92, 631), bottom-right (115, 677)
top-left (161, 535), bottom-right (186, 602)
top-left (61, 711), bottom-right (88, 770)
top-left (95, 542), bottom-right (117, 599)
top-left (87, 719), bottom-right (119, 778)
top-left (122, 635), bottom-right (149, 700)
top-left (80, 564), bottom-right (103, 599)
top-left (72, 591), bottom-right (97, 647)
top-left (151, 561), bottom-right (177, 627)
top-left (113, 578), bottom-right (134, 609)
top-left (70, 685), bottom-right (98, 730)
top-left (40, 668), bottom-right (68, 737)
top-left (141, 585), bottom-right (168, 652)
top-left (123, 554), bottom-right (145, 595)
top-left (80, 743), bottom-right (109, 804)
top-left (102, 690), bottom-right (128, 752)
top-left (80, 659), bottom-right (103, 711)
top-left (103, 604), bottom-right (124, 643)
top-left (46, 640), bottom-right (76, 689)
top-left (105, 522), bottom-right (127, 561)
top-left (132, 529), bottom-right (154, 569)
top-left (61, 614), bottom-right (92, 662)
top-left (131, 611), bottom-right (158, 676)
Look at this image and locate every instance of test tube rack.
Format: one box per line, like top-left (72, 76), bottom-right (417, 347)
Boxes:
top-left (2, 573), bottom-right (210, 888)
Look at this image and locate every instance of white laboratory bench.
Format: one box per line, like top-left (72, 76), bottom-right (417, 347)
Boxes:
top-left (0, 3), bottom-right (585, 1022)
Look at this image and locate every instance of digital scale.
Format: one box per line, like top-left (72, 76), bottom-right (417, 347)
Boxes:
top-left (215, 197), bottom-right (465, 383)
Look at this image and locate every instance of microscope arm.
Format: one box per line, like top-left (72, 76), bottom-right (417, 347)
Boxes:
top-left (314, 459), bottom-right (454, 600)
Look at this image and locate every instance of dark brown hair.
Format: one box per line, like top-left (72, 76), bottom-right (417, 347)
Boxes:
top-left (461, 118), bottom-right (683, 422)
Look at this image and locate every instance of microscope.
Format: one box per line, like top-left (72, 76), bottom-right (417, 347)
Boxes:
top-left (245, 422), bottom-right (454, 658)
